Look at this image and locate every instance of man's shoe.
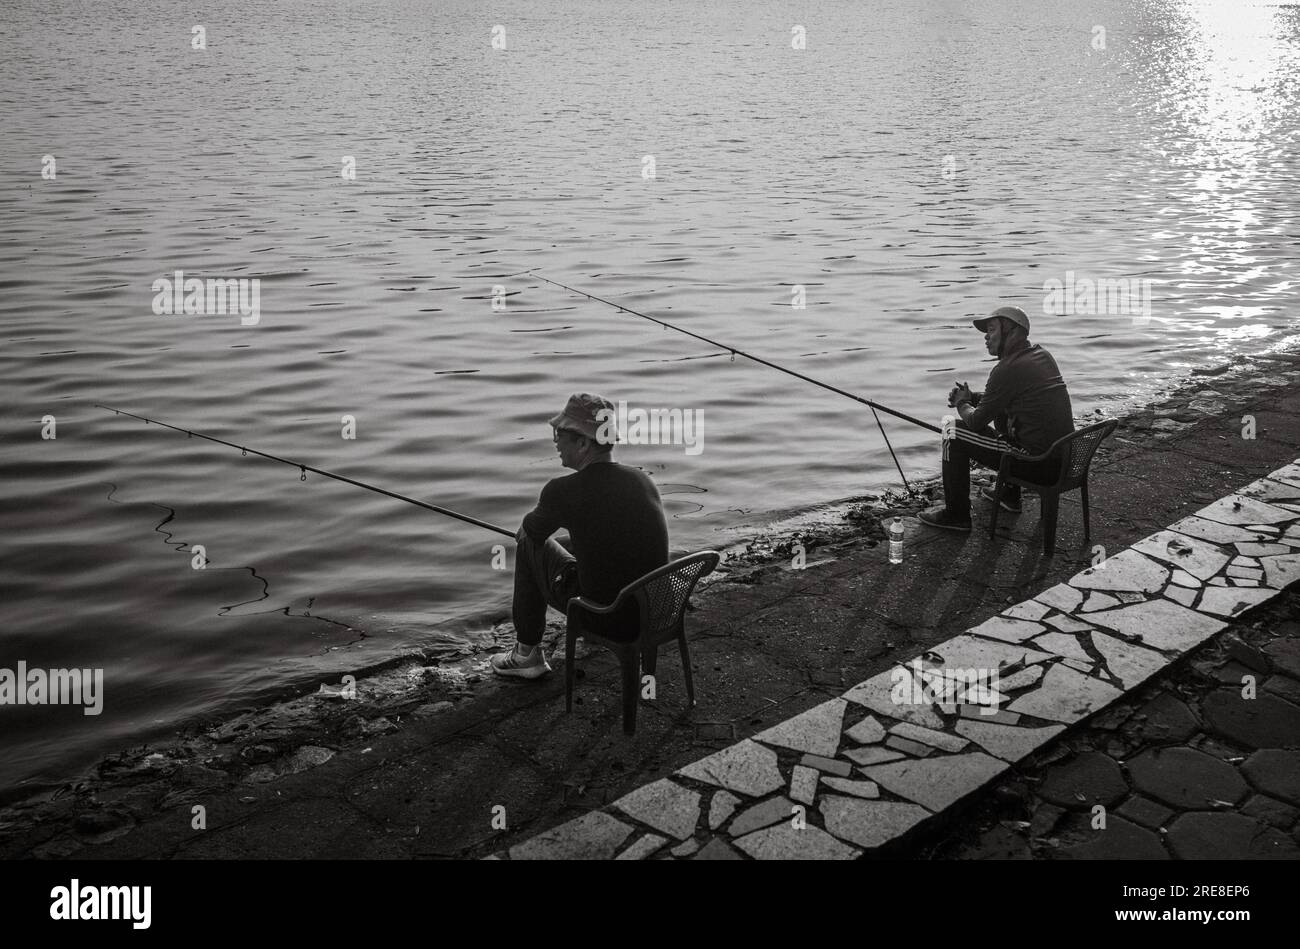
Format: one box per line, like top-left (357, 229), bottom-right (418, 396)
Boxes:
top-left (979, 486), bottom-right (1022, 513)
top-left (490, 645), bottom-right (552, 680)
top-left (917, 506), bottom-right (972, 532)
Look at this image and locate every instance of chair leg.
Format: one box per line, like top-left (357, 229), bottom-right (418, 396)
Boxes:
top-left (987, 475), bottom-right (1008, 535)
top-left (643, 644), bottom-right (658, 678)
top-left (1042, 492), bottom-right (1060, 555)
top-left (678, 629), bottom-right (695, 708)
top-left (565, 626), bottom-right (575, 713)
top-left (1081, 482), bottom-right (1091, 542)
top-left (989, 478), bottom-right (1003, 539)
top-left (621, 652), bottom-right (639, 736)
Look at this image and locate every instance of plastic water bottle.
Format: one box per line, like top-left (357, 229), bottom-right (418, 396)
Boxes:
top-left (888, 517), bottom-right (904, 564)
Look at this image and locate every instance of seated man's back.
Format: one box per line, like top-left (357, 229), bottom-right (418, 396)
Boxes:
top-left (523, 461), bottom-right (668, 634)
top-left (970, 343), bottom-right (1074, 453)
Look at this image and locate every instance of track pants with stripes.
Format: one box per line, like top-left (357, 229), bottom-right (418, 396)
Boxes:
top-left (942, 417), bottom-right (1061, 518)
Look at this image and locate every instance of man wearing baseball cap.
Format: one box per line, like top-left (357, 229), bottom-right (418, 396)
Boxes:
top-left (918, 305), bottom-right (1074, 532)
top-left (492, 393), bottom-right (670, 679)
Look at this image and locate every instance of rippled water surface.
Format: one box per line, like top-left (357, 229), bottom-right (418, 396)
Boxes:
top-left (2, 0), bottom-right (1299, 791)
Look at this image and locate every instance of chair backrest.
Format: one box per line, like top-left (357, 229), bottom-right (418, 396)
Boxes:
top-left (1051, 418), bottom-right (1118, 489)
top-left (628, 551), bottom-right (721, 643)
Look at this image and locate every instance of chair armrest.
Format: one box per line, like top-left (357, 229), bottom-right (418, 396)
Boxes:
top-left (566, 595), bottom-right (622, 617)
top-left (996, 449), bottom-right (1041, 477)
top-left (998, 438), bottom-right (1061, 466)
top-left (1006, 445), bottom-right (1055, 464)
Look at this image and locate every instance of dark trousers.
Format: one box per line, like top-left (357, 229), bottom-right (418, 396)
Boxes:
top-left (512, 532), bottom-right (580, 646)
top-left (942, 418), bottom-right (1060, 518)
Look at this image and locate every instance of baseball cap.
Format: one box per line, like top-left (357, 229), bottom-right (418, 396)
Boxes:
top-left (973, 305), bottom-right (1031, 333)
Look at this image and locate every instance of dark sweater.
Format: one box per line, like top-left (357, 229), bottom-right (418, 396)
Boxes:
top-left (522, 461), bottom-right (669, 636)
top-left (968, 344), bottom-right (1074, 453)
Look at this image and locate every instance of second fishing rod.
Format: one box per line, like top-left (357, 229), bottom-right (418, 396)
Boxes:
top-left (530, 272), bottom-right (942, 492)
top-left (97, 404), bottom-right (517, 538)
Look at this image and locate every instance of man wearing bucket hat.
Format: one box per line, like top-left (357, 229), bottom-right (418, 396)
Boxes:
top-left (918, 305), bottom-right (1074, 532)
top-left (492, 393), bottom-right (670, 679)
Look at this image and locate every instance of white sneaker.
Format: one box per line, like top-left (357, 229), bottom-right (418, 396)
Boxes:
top-left (490, 645), bottom-right (552, 680)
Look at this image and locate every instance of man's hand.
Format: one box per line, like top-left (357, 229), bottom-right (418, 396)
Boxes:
top-left (949, 382), bottom-right (975, 407)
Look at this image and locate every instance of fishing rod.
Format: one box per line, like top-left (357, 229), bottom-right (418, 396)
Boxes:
top-left (95, 404), bottom-right (516, 538)
top-left (530, 271), bottom-right (941, 492)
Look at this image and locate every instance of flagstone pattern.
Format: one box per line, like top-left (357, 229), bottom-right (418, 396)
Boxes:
top-left (501, 462), bottom-right (1300, 859)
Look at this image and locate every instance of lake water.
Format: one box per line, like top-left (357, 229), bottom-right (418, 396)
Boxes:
top-left (2, 0), bottom-right (1299, 793)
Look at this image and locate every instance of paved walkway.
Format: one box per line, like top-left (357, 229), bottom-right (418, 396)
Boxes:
top-left (936, 587), bottom-right (1300, 859)
top-left (498, 462), bottom-right (1300, 859)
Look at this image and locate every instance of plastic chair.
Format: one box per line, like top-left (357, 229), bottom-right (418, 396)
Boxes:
top-left (565, 551), bottom-right (721, 735)
top-left (989, 418), bottom-right (1118, 554)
